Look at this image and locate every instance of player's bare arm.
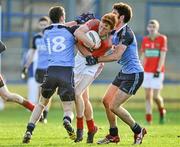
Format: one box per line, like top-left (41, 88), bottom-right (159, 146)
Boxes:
top-left (98, 44), bottom-right (127, 62)
top-left (74, 24), bottom-right (99, 49)
top-left (157, 51), bottom-right (166, 72)
top-left (76, 42), bottom-right (92, 57)
top-left (24, 49), bottom-right (36, 68)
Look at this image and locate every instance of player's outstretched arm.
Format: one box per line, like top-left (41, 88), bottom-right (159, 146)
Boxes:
top-left (98, 44), bottom-right (127, 63)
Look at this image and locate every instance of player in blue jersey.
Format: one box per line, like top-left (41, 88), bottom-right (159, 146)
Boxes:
top-left (22, 6), bottom-right (79, 143)
top-left (22, 16), bottom-right (51, 123)
top-left (85, 3), bottom-right (147, 145)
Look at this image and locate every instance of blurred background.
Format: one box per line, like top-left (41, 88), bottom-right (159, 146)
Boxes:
top-left (0, 0), bottom-right (180, 83)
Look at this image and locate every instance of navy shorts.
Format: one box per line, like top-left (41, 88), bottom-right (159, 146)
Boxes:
top-left (41, 66), bottom-right (75, 101)
top-left (112, 71), bottom-right (144, 95)
top-left (35, 68), bottom-right (47, 84)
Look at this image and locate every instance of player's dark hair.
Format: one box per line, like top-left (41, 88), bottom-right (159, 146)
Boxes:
top-left (101, 13), bottom-right (118, 30)
top-left (48, 6), bottom-right (65, 23)
top-left (113, 2), bottom-right (132, 23)
top-left (39, 16), bottom-right (50, 22)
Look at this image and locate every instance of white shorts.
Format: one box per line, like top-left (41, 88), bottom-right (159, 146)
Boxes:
top-left (142, 72), bottom-right (164, 89)
top-left (74, 52), bottom-right (104, 94)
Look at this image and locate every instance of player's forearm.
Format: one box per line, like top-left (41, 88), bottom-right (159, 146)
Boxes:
top-left (74, 29), bottom-right (94, 49)
top-left (157, 51), bottom-right (166, 71)
top-left (65, 21), bottom-right (78, 27)
top-left (24, 49), bottom-right (35, 68)
top-left (98, 53), bottom-right (121, 62)
top-left (76, 43), bottom-right (92, 57)
top-left (140, 53), bottom-right (145, 66)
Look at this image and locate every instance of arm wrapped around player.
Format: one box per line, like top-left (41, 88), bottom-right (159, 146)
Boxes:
top-left (86, 55), bottom-right (98, 65)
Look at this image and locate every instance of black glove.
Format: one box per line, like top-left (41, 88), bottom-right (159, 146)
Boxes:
top-left (0, 40), bottom-right (6, 53)
top-left (86, 56), bottom-right (98, 65)
top-left (75, 12), bottom-right (95, 24)
top-left (21, 66), bottom-right (28, 80)
top-left (153, 71), bottom-right (160, 78)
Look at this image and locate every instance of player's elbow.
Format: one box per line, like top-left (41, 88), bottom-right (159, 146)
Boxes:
top-left (74, 29), bottom-right (83, 39)
top-left (112, 54), bottom-right (120, 61)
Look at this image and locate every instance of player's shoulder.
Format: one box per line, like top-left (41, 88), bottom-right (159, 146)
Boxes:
top-left (142, 36), bottom-right (149, 41)
top-left (118, 25), bottom-right (134, 39)
top-left (159, 34), bottom-right (167, 40)
top-left (33, 33), bottom-right (42, 40)
top-left (43, 25), bottom-right (54, 33)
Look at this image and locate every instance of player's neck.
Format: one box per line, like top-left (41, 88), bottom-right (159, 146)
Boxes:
top-left (100, 34), bottom-right (109, 40)
top-left (115, 22), bottom-right (127, 32)
top-left (148, 33), bottom-right (160, 40)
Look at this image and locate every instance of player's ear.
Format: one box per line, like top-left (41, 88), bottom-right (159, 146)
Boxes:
top-left (120, 15), bottom-right (125, 22)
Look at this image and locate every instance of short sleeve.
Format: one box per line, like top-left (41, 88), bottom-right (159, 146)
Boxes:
top-left (32, 36), bottom-right (37, 50)
top-left (120, 29), bottom-right (133, 46)
top-left (160, 35), bottom-right (168, 51)
top-left (68, 25), bottom-right (79, 34)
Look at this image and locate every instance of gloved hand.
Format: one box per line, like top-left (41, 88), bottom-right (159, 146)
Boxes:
top-left (75, 12), bottom-right (95, 24)
top-left (86, 55), bottom-right (98, 65)
top-left (153, 71), bottom-right (160, 78)
top-left (21, 66), bottom-right (28, 80)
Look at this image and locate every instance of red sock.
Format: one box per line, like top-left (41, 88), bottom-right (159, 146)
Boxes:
top-left (146, 114), bottom-right (152, 123)
top-left (23, 100), bottom-right (35, 111)
top-left (159, 108), bottom-right (166, 117)
top-left (76, 117), bottom-right (83, 129)
top-left (86, 119), bottom-right (95, 133)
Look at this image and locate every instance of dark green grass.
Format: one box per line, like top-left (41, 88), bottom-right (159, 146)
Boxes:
top-left (0, 84), bottom-right (179, 146)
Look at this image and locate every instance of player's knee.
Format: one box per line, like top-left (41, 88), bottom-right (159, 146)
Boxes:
top-left (83, 97), bottom-right (89, 105)
top-left (109, 103), bottom-right (116, 113)
top-left (102, 98), bottom-right (110, 108)
top-left (39, 96), bottom-right (50, 107)
top-left (60, 89), bottom-right (75, 102)
top-left (41, 88), bottom-right (54, 99)
top-left (75, 93), bottom-right (81, 101)
top-left (145, 93), bottom-right (152, 100)
top-left (0, 91), bottom-right (12, 102)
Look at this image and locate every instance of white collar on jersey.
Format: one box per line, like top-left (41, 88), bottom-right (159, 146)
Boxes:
top-left (115, 23), bottom-right (127, 33)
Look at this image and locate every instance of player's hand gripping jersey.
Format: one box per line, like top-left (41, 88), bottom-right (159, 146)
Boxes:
top-left (140, 34), bottom-right (168, 73)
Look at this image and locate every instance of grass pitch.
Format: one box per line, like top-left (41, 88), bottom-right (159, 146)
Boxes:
top-left (0, 84), bottom-right (179, 147)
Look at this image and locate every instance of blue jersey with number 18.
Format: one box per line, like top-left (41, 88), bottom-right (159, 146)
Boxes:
top-left (43, 24), bottom-right (77, 67)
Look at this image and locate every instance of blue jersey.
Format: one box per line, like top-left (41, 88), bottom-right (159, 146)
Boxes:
top-left (43, 24), bottom-right (77, 67)
top-left (112, 25), bottom-right (143, 74)
top-left (32, 33), bottom-right (48, 69)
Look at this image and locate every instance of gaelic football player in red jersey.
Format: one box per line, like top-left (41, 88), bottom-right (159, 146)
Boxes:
top-left (73, 13), bottom-right (117, 143)
top-left (141, 19), bottom-right (167, 124)
top-left (0, 41), bottom-right (35, 112)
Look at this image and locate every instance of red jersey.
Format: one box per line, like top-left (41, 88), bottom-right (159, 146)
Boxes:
top-left (140, 34), bottom-right (168, 73)
top-left (83, 19), bottom-right (112, 57)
